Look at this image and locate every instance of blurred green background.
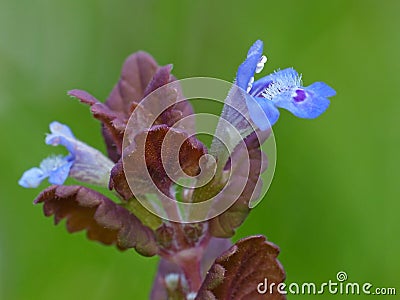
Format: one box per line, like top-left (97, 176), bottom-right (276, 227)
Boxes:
top-left (1, 0), bottom-right (399, 299)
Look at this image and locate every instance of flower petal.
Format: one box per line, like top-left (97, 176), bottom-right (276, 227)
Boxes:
top-left (272, 87), bottom-right (331, 119)
top-left (48, 161), bottom-right (73, 185)
top-left (245, 94), bottom-right (280, 130)
top-left (307, 81), bottom-right (336, 97)
top-left (49, 121), bottom-right (75, 138)
top-left (236, 40), bottom-right (263, 91)
top-left (18, 167), bottom-right (45, 188)
top-left (19, 155), bottom-right (72, 188)
top-left (46, 122), bottom-right (76, 154)
top-left (45, 122), bottom-right (114, 186)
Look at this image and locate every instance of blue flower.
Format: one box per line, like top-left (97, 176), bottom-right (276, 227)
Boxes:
top-left (18, 155), bottom-right (73, 188)
top-left (236, 40), bottom-right (336, 130)
top-left (19, 122), bottom-right (114, 188)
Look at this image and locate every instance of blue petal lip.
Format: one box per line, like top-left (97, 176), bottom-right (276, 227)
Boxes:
top-left (18, 168), bottom-right (46, 188)
top-left (236, 40), bottom-right (264, 91)
top-left (272, 90), bottom-right (330, 119)
top-left (307, 82), bottom-right (336, 97)
top-left (48, 161), bottom-right (73, 185)
top-left (18, 156), bottom-right (73, 188)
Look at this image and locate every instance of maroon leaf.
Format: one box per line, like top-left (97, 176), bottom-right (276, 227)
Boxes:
top-left (112, 124), bottom-right (207, 198)
top-left (105, 52), bottom-right (195, 161)
top-left (108, 159), bottom-right (133, 200)
top-left (34, 185), bottom-right (158, 256)
top-left (196, 236), bottom-right (286, 300)
top-left (141, 66), bottom-right (195, 131)
top-left (101, 124), bottom-right (122, 163)
top-left (208, 131), bottom-right (269, 238)
top-left (143, 64), bottom-right (173, 98)
top-left (200, 238), bottom-right (232, 278)
top-left (106, 51), bottom-right (159, 116)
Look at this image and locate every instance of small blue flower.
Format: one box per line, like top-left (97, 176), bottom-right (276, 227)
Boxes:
top-left (236, 40), bottom-right (336, 130)
top-left (19, 122), bottom-right (114, 188)
top-left (18, 155), bottom-right (73, 188)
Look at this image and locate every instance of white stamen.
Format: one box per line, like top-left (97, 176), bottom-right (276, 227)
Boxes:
top-left (255, 55), bottom-right (267, 73)
top-left (247, 76), bottom-right (254, 92)
top-left (261, 70), bottom-right (302, 100)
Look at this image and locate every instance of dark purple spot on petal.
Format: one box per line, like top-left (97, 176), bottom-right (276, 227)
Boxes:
top-left (293, 89), bottom-right (306, 102)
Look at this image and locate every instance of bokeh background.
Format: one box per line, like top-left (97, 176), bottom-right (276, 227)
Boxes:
top-left (1, 0), bottom-right (399, 299)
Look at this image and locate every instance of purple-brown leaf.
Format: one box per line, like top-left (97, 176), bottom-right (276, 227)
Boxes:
top-left (113, 124), bottom-right (207, 198)
top-left (106, 51), bottom-right (159, 116)
top-left (208, 131), bottom-right (269, 238)
top-left (109, 159), bottom-right (133, 200)
top-left (143, 64), bottom-right (173, 98)
top-left (34, 185), bottom-right (158, 256)
top-left (196, 235), bottom-right (286, 300)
